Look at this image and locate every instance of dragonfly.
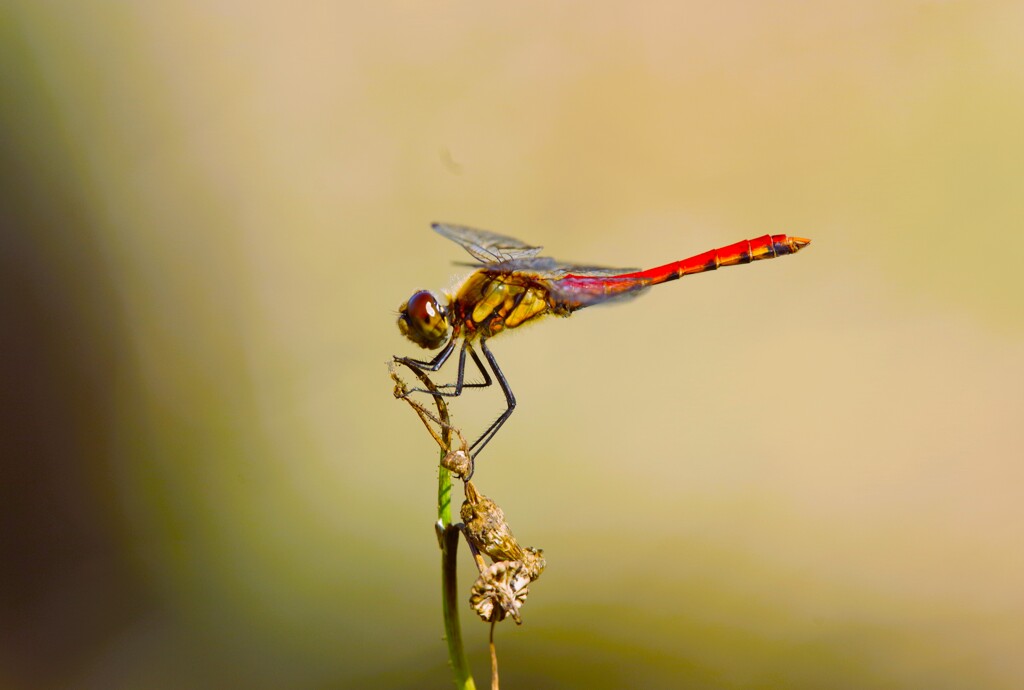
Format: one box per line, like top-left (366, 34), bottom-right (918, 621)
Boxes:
top-left (396, 223), bottom-right (810, 461)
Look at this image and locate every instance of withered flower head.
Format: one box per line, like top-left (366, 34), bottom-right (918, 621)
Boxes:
top-left (461, 481), bottom-right (525, 563)
top-left (469, 560), bottom-right (533, 624)
top-left (441, 449), bottom-right (473, 479)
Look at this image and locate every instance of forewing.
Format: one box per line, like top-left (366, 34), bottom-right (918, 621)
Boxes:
top-left (432, 223), bottom-right (651, 309)
top-left (500, 258), bottom-right (640, 279)
top-left (550, 263), bottom-right (641, 278)
top-left (432, 223), bottom-right (544, 264)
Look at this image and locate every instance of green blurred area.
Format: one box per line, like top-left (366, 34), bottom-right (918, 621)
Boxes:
top-left (2, 2), bottom-right (1022, 688)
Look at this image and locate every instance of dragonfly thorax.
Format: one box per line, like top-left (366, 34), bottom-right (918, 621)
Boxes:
top-left (398, 290), bottom-right (450, 349)
top-left (451, 270), bottom-right (559, 339)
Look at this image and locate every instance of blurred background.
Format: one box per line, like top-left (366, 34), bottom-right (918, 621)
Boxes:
top-left (2, 2), bottom-right (1022, 688)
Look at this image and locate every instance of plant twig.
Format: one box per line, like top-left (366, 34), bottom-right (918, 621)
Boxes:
top-left (391, 361), bottom-right (476, 689)
top-left (489, 618), bottom-right (499, 690)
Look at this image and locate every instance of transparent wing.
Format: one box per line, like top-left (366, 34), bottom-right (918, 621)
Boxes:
top-left (434, 221), bottom-right (650, 309)
top-left (486, 256), bottom-right (640, 279)
top-left (432, 223), bottom-right (544, 264)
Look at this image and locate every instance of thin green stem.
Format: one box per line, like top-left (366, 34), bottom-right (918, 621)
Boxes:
top-left (438, 455), bottom-right (453, 526)
top-left (441, 509), bottom-right (475, 690)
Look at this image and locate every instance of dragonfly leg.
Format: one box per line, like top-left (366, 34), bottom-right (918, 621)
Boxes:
top-left (397, 339), bottom-right (492, 398)
top-left (440, 342), bottom-right (492, 391)
top-left (396, 335), bottom-right (457, 372)
top-left (467, 339), bottom-right (516, 457)
top-left (432, 342), bottom-right (491, 391)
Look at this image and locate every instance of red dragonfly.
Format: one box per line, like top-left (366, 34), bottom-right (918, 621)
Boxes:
top-left (397, 223), bottom-right (810, 460)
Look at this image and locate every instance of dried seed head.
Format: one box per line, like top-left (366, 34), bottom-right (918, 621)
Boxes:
top-left (461, 481), bottom-right (525, 564)
top-left (469, 560), bottom-right (533, 624)
top-left (441, 449), bottom-right (473, 479)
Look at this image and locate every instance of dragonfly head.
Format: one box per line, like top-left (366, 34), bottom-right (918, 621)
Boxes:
top-left (398, 290), bottom-right (449, 349)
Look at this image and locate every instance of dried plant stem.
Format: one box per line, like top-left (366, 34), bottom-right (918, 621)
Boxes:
top-left (489, 619), bottom-right (499, 690)
top-left (393, 361), bottom-right (476, 689)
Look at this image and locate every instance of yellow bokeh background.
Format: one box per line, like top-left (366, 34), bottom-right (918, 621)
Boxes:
top-left (2, 2), bottom-right (1022, 688)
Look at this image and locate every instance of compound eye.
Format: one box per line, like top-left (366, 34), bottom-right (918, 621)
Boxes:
top-left (398, 290), bottom-right (448, 349)
top-left (407, 291), bottom-right (440, 324)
